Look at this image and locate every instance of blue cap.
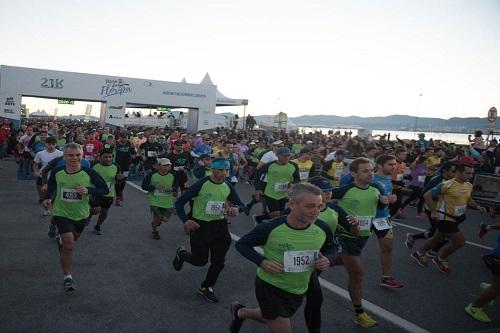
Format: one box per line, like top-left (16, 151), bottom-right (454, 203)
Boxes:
top-left (308, 176), bottom-right (334, 191)
top-left (199, 154), bottom-right (211, 160)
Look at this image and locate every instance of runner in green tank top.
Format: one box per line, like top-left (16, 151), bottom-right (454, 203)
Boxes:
top-left (141, 158), bottom-right (178, 240)
top-left (44, 143), bottom-right (108, 292)
top-left (230, 183), bottom-right (334, 333)
top-left (90, 149), bottom-right (124, 235)
top-left (330, 157), bottom-right (389, 328)
top-left (172, 158), bottom-right (245, 303)
top-left (253, 147), bottom-right (300, 224)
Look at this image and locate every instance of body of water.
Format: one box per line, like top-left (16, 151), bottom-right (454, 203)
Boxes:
top-left (297, 127), bottom-right (478, 144)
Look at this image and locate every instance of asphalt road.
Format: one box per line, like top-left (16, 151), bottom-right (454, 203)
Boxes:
top-left (1, 159), bottom-right (499, 333)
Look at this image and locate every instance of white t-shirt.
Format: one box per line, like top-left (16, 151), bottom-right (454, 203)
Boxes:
top-left (260, 151), bottom-right (278, 164)
top-left (34, 149), bottom-right (63, 172)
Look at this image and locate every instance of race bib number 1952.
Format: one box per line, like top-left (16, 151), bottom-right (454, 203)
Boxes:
top-left (283, 250), bottom-right (318, 273)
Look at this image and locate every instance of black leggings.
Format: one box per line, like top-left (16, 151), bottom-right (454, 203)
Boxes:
top-left (305, 271), bottom-right (322, 333)
top-left (180, 219), bottom-right (232, 288)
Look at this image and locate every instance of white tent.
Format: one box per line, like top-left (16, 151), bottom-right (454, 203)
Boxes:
top-left (200, 73), bottom-right (248, 107)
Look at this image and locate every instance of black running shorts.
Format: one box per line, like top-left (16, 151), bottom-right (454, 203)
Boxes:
top-left (53, 216), bottom-right (89, 234)
top-left (255, 277), bottom-right (304, 320)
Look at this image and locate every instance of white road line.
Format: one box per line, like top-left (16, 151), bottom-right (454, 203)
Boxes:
top-left (127, 181), bottom-right (430, 333)
top-left (228, 232), bottom-right (431, 333)
top-left (392, 222), bottom-right (493, 251)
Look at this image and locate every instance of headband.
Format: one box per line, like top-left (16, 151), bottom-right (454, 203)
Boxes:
top-left (210, 160), bottom-right (230, 170)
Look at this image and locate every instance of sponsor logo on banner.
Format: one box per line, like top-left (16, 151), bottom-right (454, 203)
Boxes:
top-left (108, 105), bottom-right (124, 120)
top-left (163, 91), bottom-right (206, 98)
top-left (101, 79), bottom-right (131, 97)
top-left (5, 97), bottom-right (15, 106)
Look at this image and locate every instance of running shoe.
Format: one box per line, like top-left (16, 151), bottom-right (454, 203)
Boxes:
top-left (380, 277), bottom-right (403, 289)
top-left (404, 233), bottom-right (415, 250)
top-left (93, 225), bottom-right (102, 236)
top-left (410, 251), bottom-right (428, 267)
top-left (252, 214), bottom-right (261, 226)
top-left (172, 246), bottom-right (185, 271)
top-left (151, 231), bottom-right (160, 240)
top-left (47, 225), bottom-right (57, 239)
top-left (479, 282), bottom-right (495, 305)
top-left (198, 286), bottom-right (218, 303)
top-left (465, 303), bottom-right (491, 323)
top-left (354, 312), bottom-right (378, 328)
top-left (229, 301), bottom-right (246, 333)
top-left (432, 257), bottom-right (450, 273)
top-left (478, 223), bottom-right (488, 239)
top-left (63, 277), bottom-right (75, 292)
top-left (426, 251), bottom-right (438, 259)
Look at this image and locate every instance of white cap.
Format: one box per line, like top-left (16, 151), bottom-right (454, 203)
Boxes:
top-left (157, 158), bottom-right (172, 165)
top-left (272, 140), bottom-right (283, 145)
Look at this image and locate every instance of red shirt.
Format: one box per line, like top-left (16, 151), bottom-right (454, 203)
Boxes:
top-left (83, 139), bottom-right (103, 162)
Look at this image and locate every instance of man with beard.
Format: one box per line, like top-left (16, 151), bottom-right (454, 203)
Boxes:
top-left (167, 140), bottom-right (193, 194)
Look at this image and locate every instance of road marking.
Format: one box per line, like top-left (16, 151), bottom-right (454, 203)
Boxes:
top-left (126, 180), bottom-right (148, 194)
top-left (392, 222), bottom-right (493, 251)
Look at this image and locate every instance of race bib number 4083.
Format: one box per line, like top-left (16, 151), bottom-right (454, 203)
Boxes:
top-left (61, 189), bottom-right (83, 202)
top-left (283, 250), bottom-right (318, 273)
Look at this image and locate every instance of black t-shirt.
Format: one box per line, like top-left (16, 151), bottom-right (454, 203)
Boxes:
top-left (167, 151), bottom-right (193, 172)
top-left (140, 141), bottom-right (163, 162)
top-left (115, 141), bottom-right (134, 164)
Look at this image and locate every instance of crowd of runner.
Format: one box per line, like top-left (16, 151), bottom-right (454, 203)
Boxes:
top-left (1, 116), bottom-right (499, 331)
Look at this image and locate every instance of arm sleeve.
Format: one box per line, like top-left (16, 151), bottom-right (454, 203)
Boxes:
top-left (321, 160), bottom-right (334, 180)
top-left (84, 167), bottom-right (109, 196)
top-left (42, 157), bottom-right (59, 185)
top-left (141, 172), bottom-right (156, 192)
top-left (193, 166), bottom-right (206, 179)
top-left (315, 220), bottom-right (337, 264)
top-left (46, 166), bottom-right (64, 198)
top-left (254, 162), bottom-right (271, 191)
top-left (331, 184), bottom-right (352, 200)
top-left (174, 179), bottom-right (205, 223)
top-left (290, 162), bottom-right (301, 183)
top-left (328, 203), bottom-right (352, 232)
top-left (235, 219), bottom-right (282, 266)
top-left (226, 182), bottom-right (245, 210)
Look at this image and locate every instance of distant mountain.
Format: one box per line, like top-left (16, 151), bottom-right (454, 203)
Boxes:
top-left (252, 114), bottom-right (498, 133)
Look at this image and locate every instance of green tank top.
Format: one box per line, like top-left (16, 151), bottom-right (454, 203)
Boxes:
top-left (147, 172), bottom-right (176, 208)
top-left (192, 179), bottom-right (231, 221)
top-left (92, 163), bottom-right (118, 197)
top-left (52, 169), bottom-right (95, 221)
top-left (264, 162), bottom-right (297, 200)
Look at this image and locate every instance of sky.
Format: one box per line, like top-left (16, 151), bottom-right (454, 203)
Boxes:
top-left (1, 0), bottom-right (500, 119)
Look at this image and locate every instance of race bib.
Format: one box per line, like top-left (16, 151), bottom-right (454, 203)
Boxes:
top-left (154, 188), bottom-right (169, 196)
top-left (205, 201), bottom-right (225, 215)
top-left (231, 176), bottom-right (238, 183)
top-left (299, 171), bottom-right (309, 181)
top-left (454, 205), bottom-right (466, 216)
top-left (356, 216), bottom-right (373, 231)
top-left (373, 217), bottom-right (391, 230)
top-left (283, 250), bottom-right (318, 273)
top-left (417, 175), bottom-right (426, 183)
top-left (122, 171), bottom-right (129, 177)
top-left (274, 182), bottom-right (289, 192)
top-left (147, 151), bottom-right (157, 157)
top-left (61, 188), bottom-right (83, 202)
top-left (85, 144), bottom-right (94, 153)
top-left (173, 166), bottom-right (184, 171)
